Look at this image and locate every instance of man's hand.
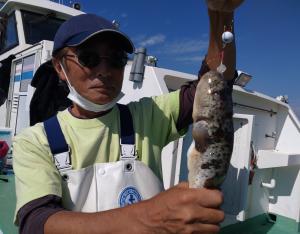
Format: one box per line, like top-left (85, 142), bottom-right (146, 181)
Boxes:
top-left (140, 182), bottom-right (224, 234)
top-left (206, 0), bottom-right (244, 12)
top-left (45, 182), bottom-right (224, 234)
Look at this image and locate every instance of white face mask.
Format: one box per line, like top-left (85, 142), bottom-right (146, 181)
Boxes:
top-left (60, 62), bottom-right (124, 113)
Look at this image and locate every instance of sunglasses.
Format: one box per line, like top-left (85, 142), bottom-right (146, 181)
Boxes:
top-left (63, 50), bottom-right (128, 69)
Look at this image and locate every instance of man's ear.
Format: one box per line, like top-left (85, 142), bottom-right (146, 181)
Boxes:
top-left (52, 58), bottom-right (67, 81)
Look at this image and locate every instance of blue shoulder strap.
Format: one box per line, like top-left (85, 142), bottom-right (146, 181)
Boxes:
top-left (44, 105), bottom-right (135, 163)
top-left (44, 116), bottom-right (69, 155)
top-left (117, 104), bottom-right (135, 145)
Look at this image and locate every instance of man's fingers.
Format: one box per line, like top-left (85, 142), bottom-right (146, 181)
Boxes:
top-left (195, 189), bottom-right (223, 208)
top-left (182, 205), bottom-right (224, 224)
top-left (186, 222), bottom-right (221, 234)
top-left (173, 184), bottom-right (223, 208)
top-left (194, 207), bottom-right (225, 224)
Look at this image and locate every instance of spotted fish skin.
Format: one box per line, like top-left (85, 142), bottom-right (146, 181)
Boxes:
top-left (188, 71), bottom-right (234, 189)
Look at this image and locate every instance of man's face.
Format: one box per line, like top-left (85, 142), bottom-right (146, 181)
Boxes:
top-left (55, 37), bottom-right (126, 105)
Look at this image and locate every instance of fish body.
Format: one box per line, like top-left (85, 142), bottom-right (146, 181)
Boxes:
top-left (188, 71), bottom-right (234, 189)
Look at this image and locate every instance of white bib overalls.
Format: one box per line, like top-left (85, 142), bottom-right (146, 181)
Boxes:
top-left (44, 104), bottom-right (163, 212)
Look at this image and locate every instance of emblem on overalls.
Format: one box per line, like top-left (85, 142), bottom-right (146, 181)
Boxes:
top-left (119, 186), bottom-right (142, 207)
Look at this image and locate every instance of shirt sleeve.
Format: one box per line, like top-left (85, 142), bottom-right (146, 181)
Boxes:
top-left (129, 90), bottom-right (183, 150)
top-left (13, 124), bottom-right (62, 225)
top-left (17, 195), bottom-right (64, 234)
top-left (128, 58), bottom-right (210, 149)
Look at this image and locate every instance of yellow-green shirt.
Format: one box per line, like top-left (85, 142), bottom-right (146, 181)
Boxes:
top-left (13, 91), bottom-right (184, 222)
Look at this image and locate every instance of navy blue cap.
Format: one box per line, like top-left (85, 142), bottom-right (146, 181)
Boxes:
top-left (52, 14), bottom-right (134, 55)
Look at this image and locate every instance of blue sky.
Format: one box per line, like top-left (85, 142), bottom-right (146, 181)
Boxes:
top-left (61, 0), bottom-right (300, 117)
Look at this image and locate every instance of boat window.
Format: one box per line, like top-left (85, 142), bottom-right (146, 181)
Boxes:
top-left (21, 10), bottom-right (64, 44)
top-left (20, 54), bottom-right (35, 92)
top-left (0, 12), bottom-right (19, 54)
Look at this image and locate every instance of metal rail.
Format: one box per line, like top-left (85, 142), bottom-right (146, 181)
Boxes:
top-left (233, 102), bottom-right (277, 116)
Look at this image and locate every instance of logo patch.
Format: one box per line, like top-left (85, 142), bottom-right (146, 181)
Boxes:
top-left (119, 186), bottom-right (142, 207)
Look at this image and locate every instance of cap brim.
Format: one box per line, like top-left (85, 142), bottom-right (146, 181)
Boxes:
top-left (66, 29), bottom-right (134, 54)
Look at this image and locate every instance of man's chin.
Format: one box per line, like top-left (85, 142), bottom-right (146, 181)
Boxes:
top-left (92, 97), bottom-right (115, 105)
top-left (86, 92), bottom-right (119, 105)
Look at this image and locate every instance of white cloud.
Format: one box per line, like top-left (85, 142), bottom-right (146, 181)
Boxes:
top-left (175, 55), bottom-right (204, 62)
top-left (132, 35), bottom-right (208, 66)
top-left (138, 34), bottom-right (166, 47)
top-left (159, 39), bottom-right (208, 55)
top-left (121, 13), bottom-right (128, 18)
top-left (132, 34), bottom-right (147, 43)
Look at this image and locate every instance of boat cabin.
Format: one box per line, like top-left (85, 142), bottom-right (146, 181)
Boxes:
top-left (0, 0), bottom-right (82, 60)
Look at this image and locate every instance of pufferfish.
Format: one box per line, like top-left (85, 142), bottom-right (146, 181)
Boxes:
top-left (188, 71), bottom-right (234, 189)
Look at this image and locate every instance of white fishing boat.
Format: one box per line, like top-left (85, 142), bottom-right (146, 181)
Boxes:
top-left (0, 1), bottom-right (299, 233)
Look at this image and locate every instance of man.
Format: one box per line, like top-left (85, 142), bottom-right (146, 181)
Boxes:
top-left (13, 1), bottom-right (243, 233)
